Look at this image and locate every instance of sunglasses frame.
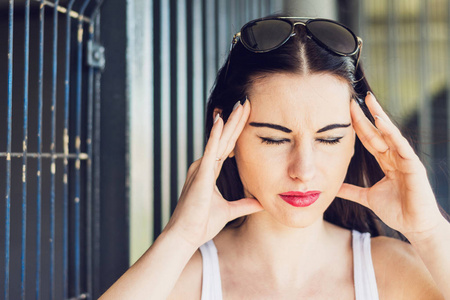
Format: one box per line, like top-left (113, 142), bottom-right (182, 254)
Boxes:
top-left (231, 17), bottom-right (363, 69)
top-left (224, 17), bottom-right (363, 81)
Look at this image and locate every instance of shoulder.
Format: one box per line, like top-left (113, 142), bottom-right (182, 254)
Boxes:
top-left (370, 235), bottom-right (443, 300)
top-left (168, 248), bottom-right (203, 300)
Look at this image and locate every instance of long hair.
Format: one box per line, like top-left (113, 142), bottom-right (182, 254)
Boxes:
top-left (205, 23), bottom-right (399, 237)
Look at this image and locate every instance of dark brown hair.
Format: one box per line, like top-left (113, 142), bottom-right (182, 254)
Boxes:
top-left (205, 22), bottom-right (401, 237)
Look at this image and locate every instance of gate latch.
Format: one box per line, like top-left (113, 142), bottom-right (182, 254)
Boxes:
top-left (87, 40), bottom-right (105, 70)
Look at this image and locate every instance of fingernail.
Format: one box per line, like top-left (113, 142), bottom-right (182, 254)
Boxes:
top-left (233, 100), bottom-right (241, 111)
top-left (214, 113), bottom-right (221, 123)
top-left (241, 95), bottom-right (248, 105)
top-left (367, 91), bottom-right (372, 96)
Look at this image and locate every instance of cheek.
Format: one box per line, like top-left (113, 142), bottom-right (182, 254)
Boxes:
top-left (234, 138), bottom-right (285, 191)
top-left (234, 143), bottom-right (267, 175)
top-left (323, 137), bottom-right (355, 180)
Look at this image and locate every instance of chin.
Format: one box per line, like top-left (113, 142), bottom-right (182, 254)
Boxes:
top-left (270, 208), bottom-right (324, 229)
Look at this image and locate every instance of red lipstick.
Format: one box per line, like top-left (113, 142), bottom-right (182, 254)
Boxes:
top-left (279, 191), bottom-right (321, 207)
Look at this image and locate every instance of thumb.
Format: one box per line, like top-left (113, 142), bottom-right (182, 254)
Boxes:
top-left (227, 198), bottom-right (264, 221)
top-left (337, 183), bottom-right (369, 208)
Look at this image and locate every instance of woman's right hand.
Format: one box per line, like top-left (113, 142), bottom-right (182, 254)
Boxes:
top-left (164, 99), bottom-right (263, 248)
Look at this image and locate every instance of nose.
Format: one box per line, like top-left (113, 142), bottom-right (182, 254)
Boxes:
top-left (287, 142), bottom-right (316, 182)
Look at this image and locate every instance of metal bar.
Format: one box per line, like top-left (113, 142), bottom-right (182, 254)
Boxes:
top-left (86, 6), bottom-right (103, 297)
top-left (186, 0), bottom-right (193, 168)
top-left (161, 0), bottom-right (171, 229)
top-left (249, 0), bottom-right (257, 20)
top-left (169, 0), bottom-right (178, 215)
top-left (86, 5), bottom-right (103, 297)
top-left (260, 0), bottom-right (265, 17)
top-left (153, 0), bottom-right (162, 238)
top-left (201, 0), bottom-right (207, 147)
top-left (177, 0), bottom-right (188, 201)
top-left (447, 0), bottom-right (450, 213)
top-left (239, 0), bottom-right (245, 30)
top-left (36, 1), bottom-right (45, 299)
top-left (63, 0), bottom-right (76, 297)
top-left (419, 1), bottom-right (432, 169)
top-left (216, 0), bottom-right (228, 71)
top-left (0, 153), bottom-right (88, 159)
top-left (128, 0), bottom-right (153, 261)
top-left (75, 0), bottom-right (92, 296)
top-left (93, 15), bottom-right (102, 297)
top-left (230, 0), bottom-right (236, 41)
top-left (49, 2), bottom-right (60, 298)
top-left (4, 1), bottom-right (14, 299)
top-left (387, 1), bottom-right (400, 116)
top-left (245, 0), bottom-right (251, 20)
top-left (358, 1), bottom-right (368, 76)
top-left (21, 0), bottom-right (31, 299)
top-left (89, 6), bottom-right (103, 297)
top-left (86, 21), bottom-right (95, 300)
top-left (192, 0), bottom-right (204, 159)
top-left (31, 0), bottom-right (91, 22)
top-left (204, 0), bottom-right (215, 110)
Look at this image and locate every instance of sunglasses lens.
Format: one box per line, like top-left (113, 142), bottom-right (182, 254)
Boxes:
top-left (307, 20), bottom-right (357, 54)
top-left (241, 19), bottom-right (292, 52)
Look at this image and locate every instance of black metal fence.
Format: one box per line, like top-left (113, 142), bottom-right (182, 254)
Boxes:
top-left (0, 0), bottom-right (106, 299)
top-left (3, 0), bottom-right (450, 299)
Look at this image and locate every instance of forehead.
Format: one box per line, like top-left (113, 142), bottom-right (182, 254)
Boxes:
top-left (247, 73), bottom-right (352, 127)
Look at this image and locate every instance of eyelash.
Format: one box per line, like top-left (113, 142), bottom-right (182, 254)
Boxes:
top-left (259, 137), bottom-right (343, 145)
top-left (260, 138), bottom-right (288, 145)
top-left (319, 138), bottom-right (342, 145)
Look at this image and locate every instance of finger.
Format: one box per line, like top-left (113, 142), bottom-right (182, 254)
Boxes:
top-left (351, 99), bottom-right (389, 155)
top-left (214, 99), bottom-right (251, 179)
top-left (216, 100), bottom-right (244, 160)
top-left (373, 114), bottom-right (417, 160)
top-left (364, 92), bottom-right (392, 125)
top-left (199, 115), bottom-right (224, 175)
top-left (336, 183), bottom-right (369, 208)
top-left (222, 98), bottom-right (251, 158)
top-left (365, 93), bottom-right (416, 160)
top-left (226, 197), bottom-right (264, 221)
top-left (186, 159), bottom-right (201, 179)
top-left (181, 159), bottom-right (201, 196)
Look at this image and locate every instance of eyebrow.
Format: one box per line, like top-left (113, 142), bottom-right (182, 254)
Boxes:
top-left (249, 122), bottom-right (292, 133)
top-left (249, 122), bottom-right (351, 133)
top-left (316, 123), bottom-right (351, 133)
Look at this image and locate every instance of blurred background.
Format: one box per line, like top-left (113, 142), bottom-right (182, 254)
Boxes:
top-left (0, 0), bottom-right (449, 299)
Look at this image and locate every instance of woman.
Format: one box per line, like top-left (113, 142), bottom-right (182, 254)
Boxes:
top-left (101, 17), bottom-right (450, 299)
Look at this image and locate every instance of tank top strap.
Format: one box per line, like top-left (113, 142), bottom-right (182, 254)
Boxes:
top-left (199, 240), bottom-right (223, 300)
top-left (352, 230), bottom-right (380, 300)
top-left (200, 232), bottom-right (379, 299)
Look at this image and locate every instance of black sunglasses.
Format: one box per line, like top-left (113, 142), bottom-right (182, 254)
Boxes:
top-left (226, 17), bottom-right (363, 76)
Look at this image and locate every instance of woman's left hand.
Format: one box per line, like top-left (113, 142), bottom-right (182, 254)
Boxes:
top-left (337, 92), bottom-right (445, 240)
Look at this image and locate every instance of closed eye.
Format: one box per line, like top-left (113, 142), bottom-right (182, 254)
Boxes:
top-left (259, 137), bottom-right (290, 145)
top-left (317, 137), bottom-right (343, 145)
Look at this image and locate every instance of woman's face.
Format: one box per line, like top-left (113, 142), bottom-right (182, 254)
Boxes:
top-left (233, 73), bottom-right (356, 227)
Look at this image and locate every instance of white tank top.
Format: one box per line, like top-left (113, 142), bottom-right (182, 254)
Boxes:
top-left (199, 230), bottom-right (379, 300)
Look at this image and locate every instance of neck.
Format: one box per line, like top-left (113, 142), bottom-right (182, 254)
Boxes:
top-left (238, 211), bottom-right (328, 249)
top-left (226, 212), bottom-right (340, 287)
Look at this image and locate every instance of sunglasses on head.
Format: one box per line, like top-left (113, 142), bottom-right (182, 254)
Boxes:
top-left (229, 17), bottom-right (363, 69)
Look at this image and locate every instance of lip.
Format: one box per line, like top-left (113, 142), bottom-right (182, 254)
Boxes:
top-left (279, 191), bottom-right (321, 207)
